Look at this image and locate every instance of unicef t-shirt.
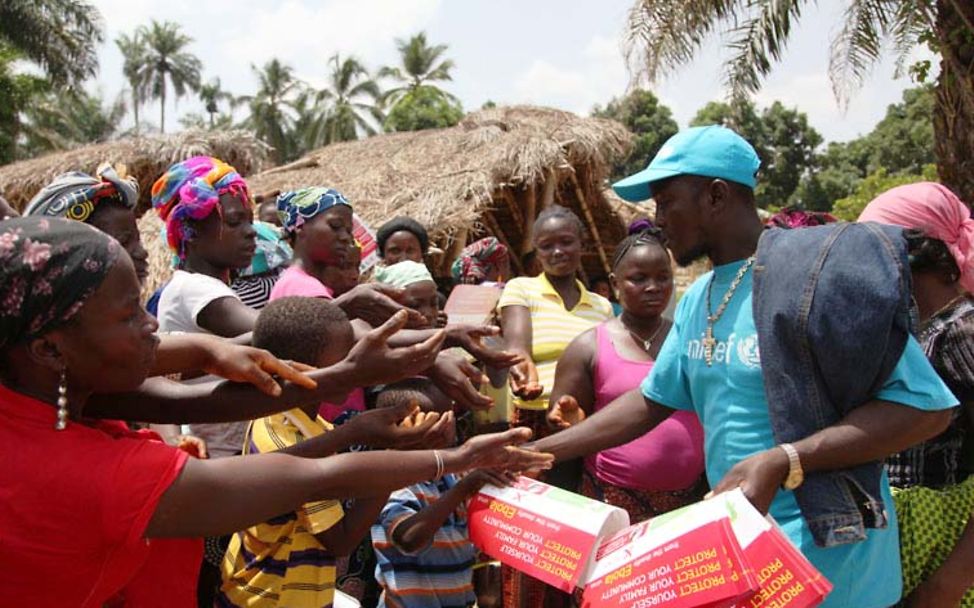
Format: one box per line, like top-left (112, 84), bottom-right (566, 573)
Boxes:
top-left (641, 258), bottom-right (958, 608)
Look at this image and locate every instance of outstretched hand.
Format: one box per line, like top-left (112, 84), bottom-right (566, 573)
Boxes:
top-left (343, 310), bottom-right (446, 387)
top-left (348, 401), bottom-right (455, 449)
top-left (708, 447), bottom-right (790, 515)
top-left (338, 283), bottom-right (429, 329)
top-left (509, 359), bottom-right (543, 401)
top-left (450, 427), bottom-right (554, 475)
top-left (447, 325), bottom-right (523, 369)
top-left (203, 342), bottom-right (318, 396)
top-left (547, 395), bottom-right (586, 429)
top-left (428, 353), bottom-right (494, 410)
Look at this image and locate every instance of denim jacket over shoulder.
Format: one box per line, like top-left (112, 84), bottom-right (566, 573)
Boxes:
top-left (753, 222), bottom-right (913, 548)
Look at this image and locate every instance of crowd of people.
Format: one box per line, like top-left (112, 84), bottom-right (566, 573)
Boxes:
top-left (0, 123), bottom-right (972, 608)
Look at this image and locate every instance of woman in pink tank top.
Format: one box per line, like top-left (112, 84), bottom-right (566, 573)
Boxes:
top-left (548, 225), bottom-right (706, 523)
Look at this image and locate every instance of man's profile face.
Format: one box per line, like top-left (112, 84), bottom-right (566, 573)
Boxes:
top-left (652, 176), bottom-right (711, 267)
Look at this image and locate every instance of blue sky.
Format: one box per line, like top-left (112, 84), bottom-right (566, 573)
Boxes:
top-left (88, 0), bottom-right (932, 143)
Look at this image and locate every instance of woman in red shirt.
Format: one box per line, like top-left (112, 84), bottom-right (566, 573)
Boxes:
top-left (0, 217), bottom-right (552, 607)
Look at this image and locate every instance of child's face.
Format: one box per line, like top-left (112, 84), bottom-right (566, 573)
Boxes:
top-left (402, 280), bottom-right (439, 328)
top-left (314, 321), bottom-right (356, 368)
top-left (190, 193), bottom-right (257, 270)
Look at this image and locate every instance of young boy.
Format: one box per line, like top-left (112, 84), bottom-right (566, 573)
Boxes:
top-left (371, 378), bottom-right (500, 608)
top-left (218, 296), bottom-right (390, 608)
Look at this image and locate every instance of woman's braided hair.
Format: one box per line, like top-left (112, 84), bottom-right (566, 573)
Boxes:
top-left (612, 219), bottom-right (667, 271)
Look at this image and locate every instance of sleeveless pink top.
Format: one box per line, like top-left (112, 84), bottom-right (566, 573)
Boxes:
top-left (590, 322), bottom-right (705, 491)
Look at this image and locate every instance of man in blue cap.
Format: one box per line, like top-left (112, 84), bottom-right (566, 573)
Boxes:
top-left (533, 126), bottom-right (958, 606)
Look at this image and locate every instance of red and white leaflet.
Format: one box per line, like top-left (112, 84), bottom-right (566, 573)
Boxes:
top-left (583, 493), bottom-right (758, 608)
top-left (715, 491), bottom-right (832, 608)
top-left (444, 284), bottom-right (503, 327)
top-left (468, 477), bottom-right (629, 592)
top-left (352, 213), bottom-right (379, 273)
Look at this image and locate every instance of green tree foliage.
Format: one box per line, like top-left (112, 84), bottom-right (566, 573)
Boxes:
top-left (115, 32), bottom-right (148, 133)
top-left (20, 90), bottom-right (126, 157)
top-left (622, 0), bottom-right (973, 202)
top-left (832, 164), bottom-right (938, 221)
top-left (198, 79), bottom-right (234, 129)
top-left (792, 86), bottom-right (935, 211)
top-left (241, 59), bottom-right (301, 164)
top-left (138, 20), bottom-right (202, 133)
top-left (383, 85), bottom-right (463, 133)
top-left (316, 54), bottom-right (383, 145)
top-left (593, 89), bottom-right (678, 181)
top-left (690, 99), bottom-right (822, 208)
top-left (0, 0), bottom-right (103, 87)
top-left (0, 46), bottom-right (48, 163)
top-left (380, 32), bottom-right (458, 107)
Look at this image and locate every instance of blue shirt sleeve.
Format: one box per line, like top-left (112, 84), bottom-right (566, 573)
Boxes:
top-left (876, 336), bottom-right (959, 411)
top-left (641, 292), bottom-right (694, 412)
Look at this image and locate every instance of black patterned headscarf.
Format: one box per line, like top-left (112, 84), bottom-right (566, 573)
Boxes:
top-left (23, 163), bottom-right (139, 223)
top-left (0, 217), bottom-right (120, 350)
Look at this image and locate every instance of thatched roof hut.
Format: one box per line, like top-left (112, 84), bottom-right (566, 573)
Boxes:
top-left (0, 130), bottom-right (269, 211)
top-left (247, 105), bottom-right (633, 279)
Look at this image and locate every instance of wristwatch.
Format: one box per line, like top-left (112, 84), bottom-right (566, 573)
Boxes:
top-left (779, 443), bottom-right (804, 490)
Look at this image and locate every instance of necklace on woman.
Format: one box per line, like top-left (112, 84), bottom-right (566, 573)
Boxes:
top-left (703, 256), bottom-right (756, 366)
top-left (622, 315), bottom-right (664, 352)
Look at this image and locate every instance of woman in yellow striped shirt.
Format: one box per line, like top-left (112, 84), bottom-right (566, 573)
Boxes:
top-left (497, 205), bottom-right (613, 608)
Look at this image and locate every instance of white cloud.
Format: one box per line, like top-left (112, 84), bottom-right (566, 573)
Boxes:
top-left (511, 34), bottom-right (628, 114)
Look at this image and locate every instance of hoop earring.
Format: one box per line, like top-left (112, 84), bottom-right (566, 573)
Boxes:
top-left (55, 368), bottom-right (69, 431)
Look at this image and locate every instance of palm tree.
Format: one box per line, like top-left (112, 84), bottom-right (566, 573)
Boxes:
top-left (241, 59), bottom-right (301, 163)
top-left (379, 32), bottom-right (457, 106)
top-left (316, 54), bottom-right (383, 144)
top-left (115, 32), bottom-right (147, 133)
top-left (198, 78), bottom-right (233, 128)
top-left (22, 89), bottom-right (126, 155)
top-left (138, 20), bottom-right (202, 133)
top-left (623, 0), bottom-right (974, 202)
top-left (0, 0), bottom-right (103, 86)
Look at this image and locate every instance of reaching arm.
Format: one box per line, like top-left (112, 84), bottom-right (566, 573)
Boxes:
top-left (391, 472), bottom-right (488, 554)
top-left (85, 311), bottom-right (445, 422)
top-left (501, 305), bottom-right (542, 399)
top-left (146, 426), bottom-right (554, 538)
top-left (711, 400), bottom-right (954, 514)
top-left (196, 296), bottom-right (259, 338)
top-left (316, 495), bottom-right (390, 556)
top-left (531, 388), bottom-right (674, 462)
top-left (546, 329), bottom-right (597, 429)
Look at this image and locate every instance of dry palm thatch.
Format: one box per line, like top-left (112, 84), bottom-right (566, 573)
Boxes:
top-left (0, 130), bottom-right (269, 211)
top-left (247, 105), bottom-right (633, 279)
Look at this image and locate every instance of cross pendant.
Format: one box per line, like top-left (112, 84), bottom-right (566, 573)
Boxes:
top-left (702, 327), bottom-right (716, 366)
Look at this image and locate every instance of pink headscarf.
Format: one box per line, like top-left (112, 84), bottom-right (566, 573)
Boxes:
top-left (858, 182), bottom-right (974, 293)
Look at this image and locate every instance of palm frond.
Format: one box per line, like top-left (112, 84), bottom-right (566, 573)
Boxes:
top-left (624, 0), bottom-right (749, 86)
top-left (828, 0), bottom-right (892, 107)
top-left (723, 0), bottom-right (805, 100)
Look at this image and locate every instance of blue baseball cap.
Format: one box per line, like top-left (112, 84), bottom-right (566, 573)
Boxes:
top-left (612, 125), bottom-right (761, 202)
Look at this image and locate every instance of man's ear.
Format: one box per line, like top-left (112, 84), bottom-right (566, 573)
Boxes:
top-left (707, 179), bottom-right (732, 214)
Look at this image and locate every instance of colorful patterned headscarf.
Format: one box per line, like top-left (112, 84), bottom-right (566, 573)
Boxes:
top-left (450, 237), bottom-right (509, 284)
top-left (0, 217), bottom-right (120, 350)
top-left (373, 260), bottom-right (434, 289)
top-left (150, 156), bottom-right (249, 259)
top-left (765, 207), bottom-right (838, 229)
top-left (859, 182), bottom-right (974, 293)
top-left (24, 163), bottom-right (139, 223)
top-left (238, 221), bottom-right (293, 277)
top-left (276, 187), bottom-right (352, 236)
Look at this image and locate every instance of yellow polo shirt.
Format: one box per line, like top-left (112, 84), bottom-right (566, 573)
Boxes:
top-left (219, 409), bottom-right (345, 607)
top-left (498, 274), bottom-right (613, 410)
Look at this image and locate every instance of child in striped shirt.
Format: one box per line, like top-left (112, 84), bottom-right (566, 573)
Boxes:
top-left (372, 379), bottom-right (502, 608)
top-left (219, 297), bottom-right (391, 608)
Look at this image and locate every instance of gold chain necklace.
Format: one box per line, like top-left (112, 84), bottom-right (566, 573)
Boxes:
top-left (703, 256), bottom-right (756, 366)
